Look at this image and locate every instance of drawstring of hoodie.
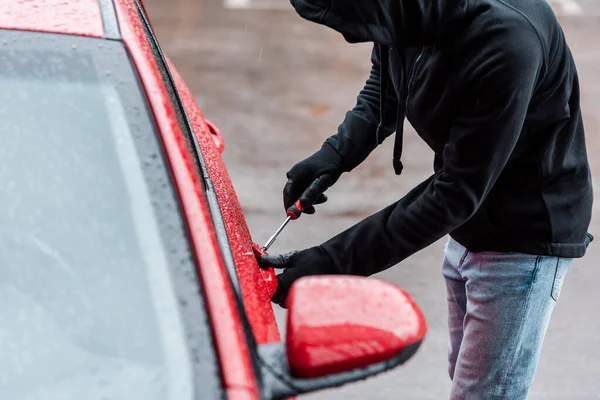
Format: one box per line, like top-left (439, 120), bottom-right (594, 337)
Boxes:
top-left (376, 44), bottom-right (405, 176)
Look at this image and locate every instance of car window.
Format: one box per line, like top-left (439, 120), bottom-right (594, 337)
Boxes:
top-left (0, 30), bottom-right (222, 400)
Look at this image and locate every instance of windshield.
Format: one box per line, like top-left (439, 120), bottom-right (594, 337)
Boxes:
top-left (0, 31), bottom-right (222, 399)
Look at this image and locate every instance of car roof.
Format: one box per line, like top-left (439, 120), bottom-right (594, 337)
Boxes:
top-left (0, 0), bottom-right (105, 37)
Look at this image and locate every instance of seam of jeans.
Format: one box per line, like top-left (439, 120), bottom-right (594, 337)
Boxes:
top-left (497, 255), bottom-right (541, 397)
top-left (459, 248), bottom-right (469, 267)
top-left (531, 255), bottom-right (541, 284)
top-left (550, 257), bottom-right (561, 301)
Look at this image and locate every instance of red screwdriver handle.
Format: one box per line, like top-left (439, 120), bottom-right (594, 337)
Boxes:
top-left (286, 200), bottom-right (304, 220)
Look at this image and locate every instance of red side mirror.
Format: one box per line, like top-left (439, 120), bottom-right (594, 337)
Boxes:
top-left (286, 276), bottom-right (427, 379)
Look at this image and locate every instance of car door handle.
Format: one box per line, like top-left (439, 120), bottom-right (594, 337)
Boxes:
top-left (252, 243), bottom-right (279, 298)
top-left (205, 119), bottom-right (225, 154)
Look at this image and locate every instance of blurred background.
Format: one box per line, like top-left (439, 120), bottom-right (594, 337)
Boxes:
top-left (144, 0), bottom-right (600, 398)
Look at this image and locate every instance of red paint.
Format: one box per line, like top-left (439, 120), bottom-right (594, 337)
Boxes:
top-left (166, 58), bottom-right (281, 344)
top-left (226, 388), bottom-right (259, 400)
top-left (0, 0), bottom-right (104, 37)
top-left (251, 243), bottom-right (279, 299)
top-left (113, 1), bottom-right (258, 396)
top-left (205, 118), bottom-right (225, 154)
top-left (286, 276), bottom-right (427, 379)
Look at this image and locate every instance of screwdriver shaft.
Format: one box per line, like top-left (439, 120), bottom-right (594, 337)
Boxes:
top-left (263, 216), bottom-right (292, 251)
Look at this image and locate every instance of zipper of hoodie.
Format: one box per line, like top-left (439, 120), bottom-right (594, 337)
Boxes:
top-left (405, 47), bottom-right (424, 119)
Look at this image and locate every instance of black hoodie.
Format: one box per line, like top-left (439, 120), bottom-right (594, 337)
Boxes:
top-left (291, 0), bottom-right (594, 277)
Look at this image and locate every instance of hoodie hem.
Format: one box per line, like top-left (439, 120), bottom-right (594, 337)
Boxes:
top-left (450, 234), bottom-right (593, 259)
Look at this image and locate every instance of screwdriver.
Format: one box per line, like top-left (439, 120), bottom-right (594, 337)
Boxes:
top-left (263, 215), bottom-right (292, 251)
top-left (262, 173), bottom-right (335, 251)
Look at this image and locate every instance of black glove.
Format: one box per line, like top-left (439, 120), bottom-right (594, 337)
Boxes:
top-left (258, 246), bottom-right (337, 308)
top-left (284, 142), bottom-right (344, 215)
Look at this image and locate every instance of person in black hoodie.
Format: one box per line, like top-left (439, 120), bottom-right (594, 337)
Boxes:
top-left (258, 0), bottom-right (594, 397)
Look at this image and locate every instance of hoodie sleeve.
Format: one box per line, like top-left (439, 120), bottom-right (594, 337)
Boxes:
top-left (324, 45), bottom-right (398, 172)
top-left (320, 30), bottom-right (545, 276)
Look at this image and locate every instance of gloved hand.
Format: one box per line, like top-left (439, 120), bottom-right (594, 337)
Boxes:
top-left (258, 246), bottom-right (337, 308)
top-left (284, 142), bottom-right (344, 215)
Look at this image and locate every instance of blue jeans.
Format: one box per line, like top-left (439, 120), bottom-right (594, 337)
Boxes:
top-left (442, 238), bottom-right (571, 399)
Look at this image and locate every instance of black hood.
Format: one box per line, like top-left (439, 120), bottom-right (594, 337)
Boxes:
top-left (290, 0), bottom-right (469, 46)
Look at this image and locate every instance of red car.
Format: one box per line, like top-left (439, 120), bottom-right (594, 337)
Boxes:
top-left (0, 0), bottom-right (427, 398)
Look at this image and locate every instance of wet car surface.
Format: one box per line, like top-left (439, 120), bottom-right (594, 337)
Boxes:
top-left (145, 0), bottom-right (600, 398)
top-left (0, 0), bottom-right (435, 398)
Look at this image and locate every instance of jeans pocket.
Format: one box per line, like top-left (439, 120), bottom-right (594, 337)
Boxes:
top-left (551, 258), bottom-right (571, 301)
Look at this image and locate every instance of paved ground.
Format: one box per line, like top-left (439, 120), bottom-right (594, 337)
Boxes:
top-left (144, 0), bottom-right (600, 398)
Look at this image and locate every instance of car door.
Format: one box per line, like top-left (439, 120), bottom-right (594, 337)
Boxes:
top-left (167, 61), bottom-right (281, 344)
top-left (131, 0), bottom-right (280, 344)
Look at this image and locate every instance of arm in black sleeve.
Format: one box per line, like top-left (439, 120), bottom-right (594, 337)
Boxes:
top-left (320, 30), bottom-right (545, 276)
top-left (324, 45), bottom-right (398, 173)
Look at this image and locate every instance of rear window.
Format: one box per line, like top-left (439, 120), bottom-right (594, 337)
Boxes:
top-left (0, 30), bottom-right (222, 400)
